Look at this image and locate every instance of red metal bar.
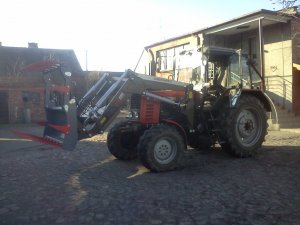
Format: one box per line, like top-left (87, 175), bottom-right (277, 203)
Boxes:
top-left (48, 124), bottom-right (70, 134)
top-left (150, 90), bottom-right (185, 98)
top-left (19, 60), bottom-right (60, 73)
top-left (11, 130), bottom-right (62, 148)
top-left (32, 121), bottom-right (70, 134)
top-left (49, 85), bottom-right (70, 94)
top-left (33, 120), bottom-right (46, 126)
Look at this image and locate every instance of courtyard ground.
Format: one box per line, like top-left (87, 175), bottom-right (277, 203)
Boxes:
top-left (0, 124), bottom-right (300, 225)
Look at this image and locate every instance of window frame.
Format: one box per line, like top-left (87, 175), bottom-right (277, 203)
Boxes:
top-left (157, 44), bottom-right (189, 72)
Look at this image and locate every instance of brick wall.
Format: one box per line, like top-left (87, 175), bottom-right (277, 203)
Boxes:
top-left (0, 71), bottom-right (105, 123)
top-left (0, 75), bottom-right (45, 123)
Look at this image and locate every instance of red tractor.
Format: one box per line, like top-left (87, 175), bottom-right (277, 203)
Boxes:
top-left (16, 46), bottom-right (271, 172)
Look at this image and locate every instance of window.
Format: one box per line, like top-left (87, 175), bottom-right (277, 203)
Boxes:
top-left (22, 91), bottom-right (40, 104)
top-left (157, 44), bottom-right (188, 71)
top-left (228, 54), bottom-right (261, 88)
top-left (229, 54), bottom-right (240, 86)
top-left (158, 48), bottom-right (173, 71)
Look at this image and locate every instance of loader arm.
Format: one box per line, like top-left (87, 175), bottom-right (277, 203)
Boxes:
top-left (78, 69), bottom-right (192, 138)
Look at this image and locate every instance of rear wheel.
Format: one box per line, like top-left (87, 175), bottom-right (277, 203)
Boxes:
top-left (219, 95), bottom-right (267, 157)
top-left (138, 125), bottom-right (185, 172)
top-left (107, 121), bottom-right (139, 160)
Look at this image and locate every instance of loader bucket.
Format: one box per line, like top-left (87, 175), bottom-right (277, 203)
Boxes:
top-left (42, 100), bottom-right (78, 150)
top-left (13, 60), bottom-right (78, 150)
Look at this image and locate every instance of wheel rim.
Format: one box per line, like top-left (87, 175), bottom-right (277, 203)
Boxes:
top-left (153, 138), bottom-right (177, 164)
top-left (235, 108), bottom-right (262, 147)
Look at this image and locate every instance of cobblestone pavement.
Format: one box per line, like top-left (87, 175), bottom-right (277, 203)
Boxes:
top-left (0, 124), bottom-right (300, 225)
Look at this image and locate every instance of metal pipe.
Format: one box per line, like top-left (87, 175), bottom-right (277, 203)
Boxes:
top-left (264, 92), bottom-right (279, 124)
top-left (93, 70), bottom-right (130, 113)
top-left (258, 18), bottom-right (266, 91)
top-left (238, 49), bottom-right (242, 86)
top-left (134, 49), bottom-right (146, 72)
top-left (78, 72), bottom-right (109, 110)
top-left (143, 91), bottom-right (180, 106)
top-left (205, 17), bottom-right (265, 34)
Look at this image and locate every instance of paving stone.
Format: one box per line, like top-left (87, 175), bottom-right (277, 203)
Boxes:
top-left (0, 208), bottom-right (9, 215)
top-left (0, 125), bottom-right (300, 225)
top-left (150, 219), bottom-right (163, 225)
top-left (95, 213), bottom-right (105, 220)
top-left (55, 217), bottom-right (65, 223)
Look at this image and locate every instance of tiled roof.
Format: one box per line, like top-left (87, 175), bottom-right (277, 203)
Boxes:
top-left (0, 46), bottom-right (82, 76)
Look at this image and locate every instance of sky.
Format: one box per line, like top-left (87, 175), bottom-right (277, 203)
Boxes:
top-left (0, 0), bottom-right (288, 72)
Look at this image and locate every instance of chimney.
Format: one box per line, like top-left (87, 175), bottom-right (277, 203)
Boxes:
top-left (28, 42), bottom-right (38, 48)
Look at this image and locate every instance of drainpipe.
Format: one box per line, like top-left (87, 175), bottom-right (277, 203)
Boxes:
top-left (258, 18), bottom-right (266, 91)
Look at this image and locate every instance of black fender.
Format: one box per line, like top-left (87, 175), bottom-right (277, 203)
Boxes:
top-left (212, 88), bottom-right (271, 115)
top-left (240, 89), bottom-right (272, 112)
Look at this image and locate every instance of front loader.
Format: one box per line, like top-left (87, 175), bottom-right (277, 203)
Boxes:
top-left (16, 47), bottom-right (271, 172)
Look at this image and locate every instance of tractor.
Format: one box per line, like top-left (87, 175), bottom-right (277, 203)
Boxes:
top-left (15, 46), bottom-right (271, 172)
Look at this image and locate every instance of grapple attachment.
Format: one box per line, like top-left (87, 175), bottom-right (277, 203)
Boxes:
top-left (13, 61), bottom-right (78, 150)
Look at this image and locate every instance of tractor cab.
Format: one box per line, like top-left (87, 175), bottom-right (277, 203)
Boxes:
top-left (175, 46), bottom-right (263, 93)
top-left (202, 46), bottom-right (263, 90)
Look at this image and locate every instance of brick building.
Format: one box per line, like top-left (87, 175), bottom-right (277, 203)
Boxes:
top-left (0, 44), bottom-right (87, 123)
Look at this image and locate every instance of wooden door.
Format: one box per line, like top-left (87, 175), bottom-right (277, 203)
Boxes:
top-left (293, 68), bottom-right (300, 115)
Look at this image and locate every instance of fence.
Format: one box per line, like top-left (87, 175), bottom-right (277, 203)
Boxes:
top-left (265, 75), bottom-right (293, 110)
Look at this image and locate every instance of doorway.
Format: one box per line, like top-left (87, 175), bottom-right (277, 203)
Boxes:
top-left (0, 91), bottom-right (9, 123)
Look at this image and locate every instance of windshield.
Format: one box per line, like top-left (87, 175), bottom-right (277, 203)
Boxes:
top-left (228, 54), bottom-right (261, 88)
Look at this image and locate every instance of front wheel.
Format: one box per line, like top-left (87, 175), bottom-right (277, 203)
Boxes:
top-left (138, 125), bottom-right (185, 172)
top-left (107, 121), bottom-right (139, 160)
top-left (219, 95), bottom-right (267, 157)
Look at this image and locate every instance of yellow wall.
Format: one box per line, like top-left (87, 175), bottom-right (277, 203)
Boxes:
top-left (146, 20), bottom-right (296, 112)
top-left (146, 35), bottom-right (199, 79)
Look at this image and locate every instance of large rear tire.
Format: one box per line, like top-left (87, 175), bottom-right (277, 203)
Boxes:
top-left (107, 121), bottom-right (139, 160)
top-left (219, 95), bottom-right (267, 157)
top-left (138, 125), bottom-right (185, 172)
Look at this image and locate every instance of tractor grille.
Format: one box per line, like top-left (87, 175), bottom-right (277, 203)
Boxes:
top-left (130, 94), bottom-right (141, 111)
top-left (139, 96), bottom-right (160, 124)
